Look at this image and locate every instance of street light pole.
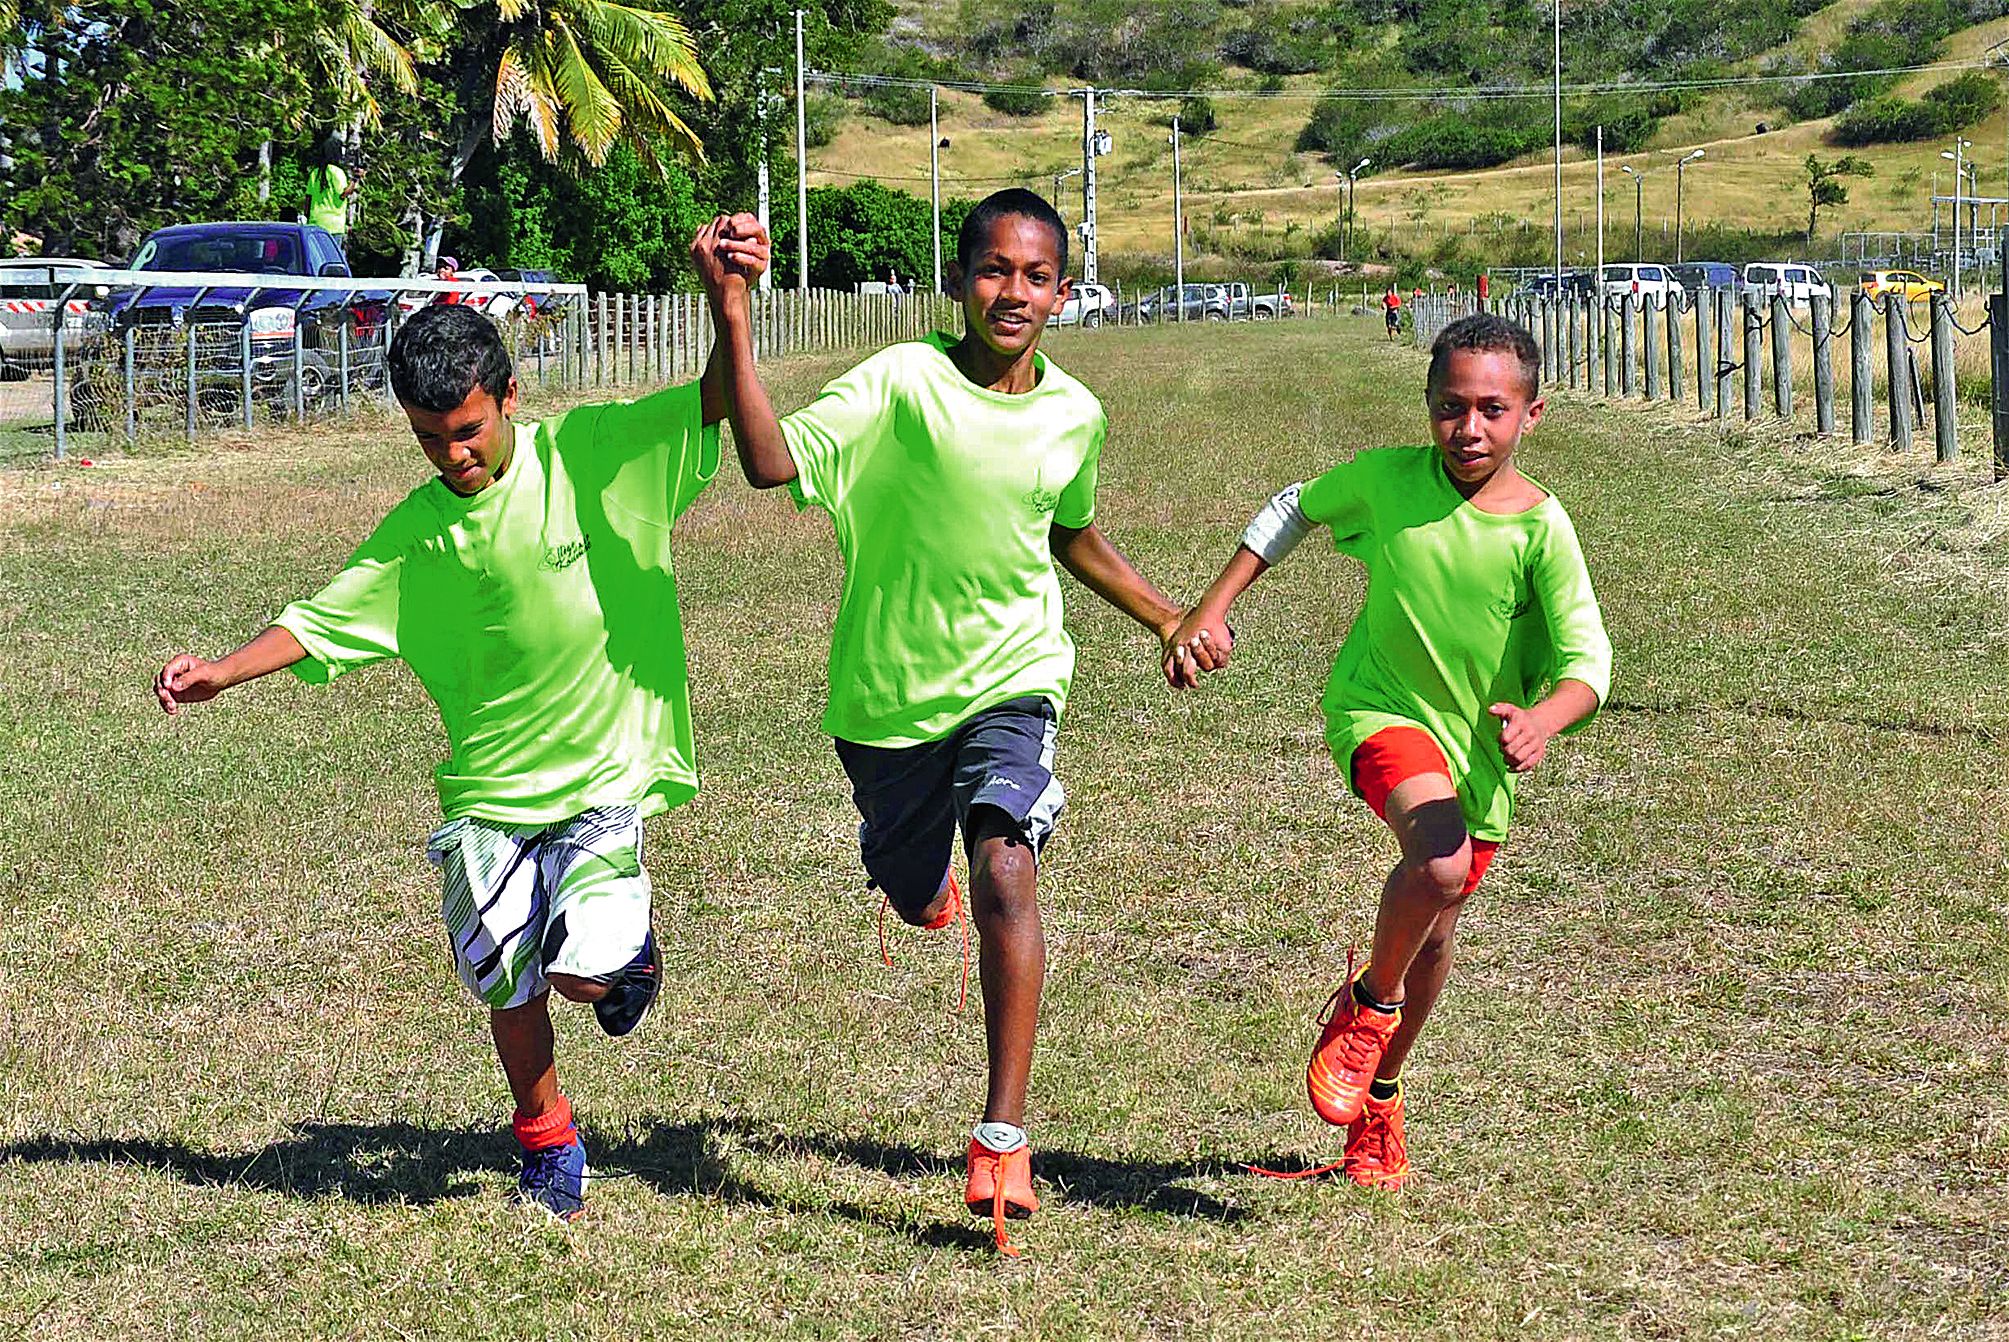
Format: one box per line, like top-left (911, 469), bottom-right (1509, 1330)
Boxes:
top-left (1344, 157), bottom-right (1370, 270)
top-left (1676, 149), bottom-right (1703, 264)
top-left (930, 88), bottom-right (943, 293)
top-left (1552, 0), bottom-right (1563, 288)
top-left (1335, 172), bottom-right (1346, 266)
top-left (794, 8), bottom-right (808, 292)
top-left (1171, 116), bottom-right (1184, 323)
top-left (1944, 137), bottom-right (1972, 299)
top-left (1621, 164), bottom-right (1644, 261)
top-left (1596, 125), bottom-right (1604, 288)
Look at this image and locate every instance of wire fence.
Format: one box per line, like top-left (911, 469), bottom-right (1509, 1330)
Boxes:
top-left (1415, 282), bottom-right (2008, 479)
top-left (1, 268), bottom-right (1332, 464)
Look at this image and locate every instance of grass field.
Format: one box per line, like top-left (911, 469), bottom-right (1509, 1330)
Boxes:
top-left (3, 319), bottom-right (2007, 1337)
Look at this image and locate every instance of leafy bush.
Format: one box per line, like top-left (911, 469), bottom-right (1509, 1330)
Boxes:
top-left (1833, 72), bottom-right (2003, 144)
top-left (1568, 96), bottom-right (1658, 154)
top-left (982, 79), bottom-right (1049, 116)
top-left (1296, 96), bottom-right (1394, 161)
top-left (804, 94), bottom-right (847, 149)
top-left (1178, 95), bottom-right (1219, 135)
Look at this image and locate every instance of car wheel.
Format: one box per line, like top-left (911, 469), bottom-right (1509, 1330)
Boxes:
top-left (0, 356), bottom-right (24, 384)
top-left (1253, 307), bottom-right (1272, 321)
top-left (271, 350), bottom-right (334, 420)
top-left (66, 376), bottom-right (116, 432)
top-left (1085, 310), bottom-right (1102, 329)
top-left (1205, 309), bottom-right (1225, 322)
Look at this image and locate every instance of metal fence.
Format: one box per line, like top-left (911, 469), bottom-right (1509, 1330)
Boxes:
top-left (2, 266), bottom-right (1331, 463)
top-left (1412, 280), bottom-right (2008, 480)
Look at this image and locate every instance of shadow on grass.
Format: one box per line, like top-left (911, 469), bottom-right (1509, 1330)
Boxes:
top-left (0, 1114), bottom-right (1256, 1250)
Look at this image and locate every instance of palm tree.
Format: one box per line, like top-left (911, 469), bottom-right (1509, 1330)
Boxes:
top-left (450, 0), bottom-right (713, 181)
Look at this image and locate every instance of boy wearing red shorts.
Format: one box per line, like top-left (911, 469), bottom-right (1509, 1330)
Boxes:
top-left (1169, 313), bottom-right (1611, 1187)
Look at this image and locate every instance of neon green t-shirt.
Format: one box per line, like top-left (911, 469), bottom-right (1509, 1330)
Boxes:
top-left (1301, 444), bottom-right (1613, 841)
top-left (273, 382), bottom-right (720, 824)
top-left (782, 332), bottom-right (1104, 746)
top-left (307, 165), bottom-right (349, 236)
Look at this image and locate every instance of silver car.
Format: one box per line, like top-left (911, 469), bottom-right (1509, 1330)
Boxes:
top-left (0, 258), bottom-right (110, 379)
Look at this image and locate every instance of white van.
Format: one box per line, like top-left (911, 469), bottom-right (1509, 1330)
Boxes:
top-left (1598, 263), bottom-right (1680, 301)
top-left (1742, 262), bottom-right (1832, 308)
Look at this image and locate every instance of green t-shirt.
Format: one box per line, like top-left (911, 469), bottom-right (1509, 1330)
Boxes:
top-left (306, 165), bottom-right (349, 236)
top-left (1301, 445), bottom-right (1612, 841)
top-left (273, 382), bottom-right (720, 824)
top-left (782, 332), bottom-right (1104, 746)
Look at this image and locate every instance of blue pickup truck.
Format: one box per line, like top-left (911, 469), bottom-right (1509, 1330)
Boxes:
top-left (81, 221), bottom-right (393, 423)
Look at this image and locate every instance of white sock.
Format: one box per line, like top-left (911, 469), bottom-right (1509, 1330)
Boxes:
top-left (973, 1121), bottom-right (1027, 1154)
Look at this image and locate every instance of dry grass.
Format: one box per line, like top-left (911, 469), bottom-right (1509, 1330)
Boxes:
top-left (2, 320), bottom-right (2007, 1337)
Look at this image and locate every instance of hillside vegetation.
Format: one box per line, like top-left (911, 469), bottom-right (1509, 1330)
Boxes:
top-left (805, 0), bottom-right (2009, 275)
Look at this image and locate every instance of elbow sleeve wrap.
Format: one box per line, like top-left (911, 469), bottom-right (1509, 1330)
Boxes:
top-left (1240, 482), bottom-right (1312, 565)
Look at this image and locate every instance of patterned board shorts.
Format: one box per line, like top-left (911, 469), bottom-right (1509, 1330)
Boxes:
top-left (426, 805), bottom-right (652, 1011)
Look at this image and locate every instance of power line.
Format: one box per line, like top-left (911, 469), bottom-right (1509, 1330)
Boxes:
top-left (807, 165), bottom-right (1046, 184)
top-left (806, 57), bottom-right (1992, 103)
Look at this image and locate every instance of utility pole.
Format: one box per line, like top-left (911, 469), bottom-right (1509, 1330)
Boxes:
top-left (1552, 0), bottom-right (1563, 289)
top-left (756, 66), bottom-right (775, 291)
top-left (1081, 87), bottom-right (1100, 285)
top-left (1334, 171), bottom-right (1346, 266)
top-left (930, 86), bottom-right (942, 294)
top-left (1171, 115), bottom-right (1184, 322)
top-left (795, 8), bottom-right (808, 292)
top-left (1348, 157), bottom-right (1370, 268)
top-left (1621, 164), bottom-right (1644, 261)
top-left (1945, 137), bottom-right (1972, 300)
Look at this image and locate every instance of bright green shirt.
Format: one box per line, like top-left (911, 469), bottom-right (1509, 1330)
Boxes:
top-left (782, 332), bottom-right (1104, 746)
top-left (1301, 445), bottom-right (1612, 841)
top-left (273, 382), bottom-right (720, 824)
top-left (306, 165), bottom-right (349, 236)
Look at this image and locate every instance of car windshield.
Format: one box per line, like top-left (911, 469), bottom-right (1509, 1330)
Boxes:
top-left (134, 231), bottom-right (303, 275)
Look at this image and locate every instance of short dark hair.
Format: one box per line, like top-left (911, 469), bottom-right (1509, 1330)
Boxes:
top-left (956, 188), bottom-right (1068, 276)
top-left (389, 303), bottom-right (513, 413)
top-left (1427, 313), bottom-right (1541, 401)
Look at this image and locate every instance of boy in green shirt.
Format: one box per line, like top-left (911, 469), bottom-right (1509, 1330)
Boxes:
top-left (150, 285), bottom-right (752, 1219)
top-left (1169, 313), bottom-right (1611, 1188)
top-left (696, 193), bottom-right (1211, 1254)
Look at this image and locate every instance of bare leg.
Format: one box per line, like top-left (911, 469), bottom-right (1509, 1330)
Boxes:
top-left (966, 808), bottom-right (1043, 1127)
top-left (1377, 901), bottom-right (1467, 1080)
top-left (1358, 772), bottom-right (1473, 1009)
top-left (547, 972), bottom-right (608, 1004)
top-left (491, 992), bottom-right (561, 1118)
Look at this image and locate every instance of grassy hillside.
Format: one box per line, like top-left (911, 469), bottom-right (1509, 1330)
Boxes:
top-left (806, 0), bottom-right (2009, 274)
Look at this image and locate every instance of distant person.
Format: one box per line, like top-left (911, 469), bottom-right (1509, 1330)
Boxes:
top-left (150, 288), bottom-right (756, 1221)
top-left (886, 267), bottom-right (904, 300)
top-left (436, 255), bottom-right (463, 305)
top-left (1165, 313), bottom-right (1611, 1190)
top-left (306, 141), bottom-right (357, 252)
top-left (1383, 284), bottom-right (1402, 340)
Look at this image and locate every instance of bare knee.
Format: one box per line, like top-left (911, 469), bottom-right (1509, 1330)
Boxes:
top-left (970, 839), bottom-right (1038, 925)
top-left (1403, 849), bottom-right (1472, 907)
top-left (547, 973), bottom-right (608, 1004)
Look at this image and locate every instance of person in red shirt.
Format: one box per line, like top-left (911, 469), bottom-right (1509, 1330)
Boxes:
top-left (1383, 285), bottom-right (1402, 340)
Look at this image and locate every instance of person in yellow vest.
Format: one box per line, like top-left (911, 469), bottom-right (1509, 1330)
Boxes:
top-left (306, 140), bottom-right (358, 254)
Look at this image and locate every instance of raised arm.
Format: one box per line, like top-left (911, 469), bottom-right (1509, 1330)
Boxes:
top-left (154, 625), bottom-right (308, 715)
top-left (693, 215), bottom-right (796, 489)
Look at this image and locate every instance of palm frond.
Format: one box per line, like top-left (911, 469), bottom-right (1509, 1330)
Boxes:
top-left (546, 16), bottom-right (624, 164)
top-left (591, 39), bottom-right (702, 163)
top-left (569, 0), bottom-right (710, 101)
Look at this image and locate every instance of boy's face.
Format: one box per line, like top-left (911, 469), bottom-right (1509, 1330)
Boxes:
top-left (950, 214), bottom-right (1070, 360)
top-left (1425, 348), bottom-right (1543, 487)
top-left (402, 378), bottom-right (519, 495)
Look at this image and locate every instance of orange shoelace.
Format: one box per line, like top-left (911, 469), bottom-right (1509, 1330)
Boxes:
top-left (877, 885), bottom-right (970, 1012)
top-left (991, 1177), bottom-right (1022, 1257)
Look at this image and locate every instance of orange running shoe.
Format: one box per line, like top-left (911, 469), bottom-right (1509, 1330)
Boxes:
top-left (877, 873), bottom-right (969, 1011)
top-left (1344, 1086), bottom-right (1410, 1189)
top-left (964, 1138), bottom-right (1038, 1257)
top-left (1306, 968), bottom-right (1401, 1127)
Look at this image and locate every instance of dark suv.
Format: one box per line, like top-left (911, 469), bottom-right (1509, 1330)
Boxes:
top-left (81, 222), bottom-right (391, 423)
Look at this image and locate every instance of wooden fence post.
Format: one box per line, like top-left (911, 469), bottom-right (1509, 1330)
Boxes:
top-left (1743, 291), bottom-right (1763, 421)
top-left (1601, 297), bottom-right (1616, 397)
top-left (1930, 292), bottom-right (1958, 463)
top-left (1770, 293), bottom-right (1792, 419)
top-left (1885, 294), bottom-right (1912, 451)
top-left (1811, 293), bottom-right (1835, 435)
top-left (1852, 291), bottom-right (1875, 444)
top-left (1715, 289), bottom-right (1735, 419)
top-left (1666, 293), bottom-right (1683, 402)
top-left (1644, 295), bottom-right (1663, 401)
top-left (1695, 287), bottom-right (1713, 412)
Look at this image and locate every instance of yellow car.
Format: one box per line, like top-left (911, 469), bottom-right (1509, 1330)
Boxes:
top-left (1859, 269), bottom-right (1945, 302)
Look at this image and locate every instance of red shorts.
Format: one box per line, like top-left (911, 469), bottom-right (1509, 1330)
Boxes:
top-left (1349, 726), bottom-right (1500, 896)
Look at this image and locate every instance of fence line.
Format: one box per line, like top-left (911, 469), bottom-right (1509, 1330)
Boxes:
top-left (1416, 284), bottom-right (2005, 480)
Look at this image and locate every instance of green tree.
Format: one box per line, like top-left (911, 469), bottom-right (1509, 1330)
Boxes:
top-left (1804, 153), bottom-right (1872, 244)
top-left (0, 0), bottom-right (331, 259)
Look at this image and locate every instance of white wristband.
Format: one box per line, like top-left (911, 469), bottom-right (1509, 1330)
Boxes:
top-left (1241, 482), bottom-right (1312, 565)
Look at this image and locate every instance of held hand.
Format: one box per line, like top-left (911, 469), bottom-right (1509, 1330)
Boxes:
top-left (155, 653), bottom-right (226, 715)
top-left (717, 212), bottom-right (772, 282)
top-left (1159, 609), bottom-right (1235, 691)
top-left (690, 216), bottom-right (737, 306)
top-left (1489, 701), bottom-right (1551, 773)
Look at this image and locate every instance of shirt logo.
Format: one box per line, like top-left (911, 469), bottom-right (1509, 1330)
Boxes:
top-left (541, 536), bottom-right (591, 571)
top-left (1024, 484), bottom-right (1062, 515)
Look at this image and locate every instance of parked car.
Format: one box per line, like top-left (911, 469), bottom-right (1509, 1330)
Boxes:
top-left (1220, 282), bottom-right (1293, 319)
top-left (0, 258), bottom-right (111, 379)
top-left (494, 267), bottom-right (575, 318)
top-left (1136, 282), bottom-right (1229, 322)
top-left (1859, 269), bottom-right (1944, 303)
top-left (1669, 261), bottom-right (1740, 294)
top-left (1742, 261), bottom-right (1833, 308)
top-left (77, 222), bottom-right (390, 426)
top-left (1050, 280), bottom-right (1116, 328)
top-left (1599, 263), bottom-right (1680, 301)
